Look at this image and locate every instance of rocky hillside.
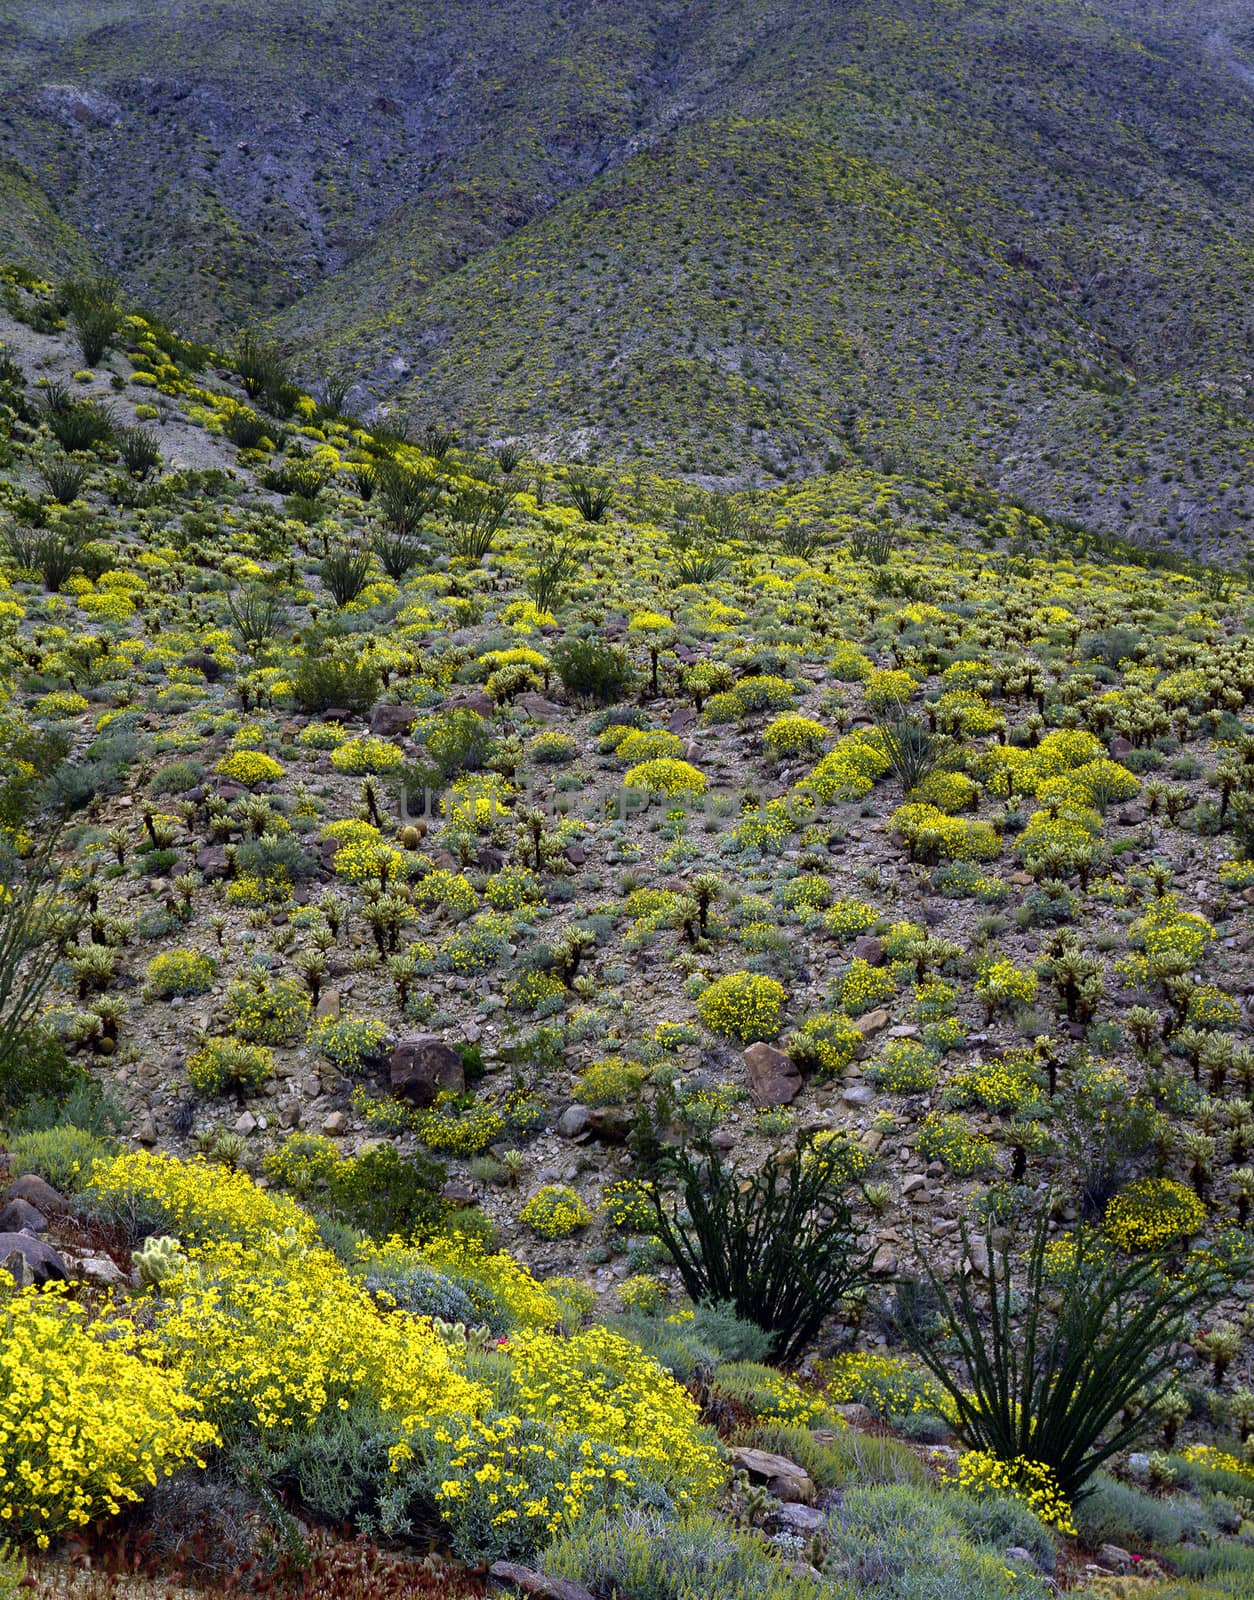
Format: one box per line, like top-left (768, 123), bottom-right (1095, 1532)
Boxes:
top-left (0, 1), bottom-right (1250, 549)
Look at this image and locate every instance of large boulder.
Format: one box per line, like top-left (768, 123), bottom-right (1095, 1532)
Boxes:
top-left (743, 1041), bottom-right (803, 1107)
top-left (0, 1199), bottom-right (48, 1234)
top-left (389, 1035), bottom-right (466, 1106)
top-left (488, 1563), bottom-right (594, 1600)
top-left (369, 703), bottom-right (420, 738)
top-left (6, 1173), bottom-right (70, 1216)
top-left (0, 1233), bottom-right (69, 1286)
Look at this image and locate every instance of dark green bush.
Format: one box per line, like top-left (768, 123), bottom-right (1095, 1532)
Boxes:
top-left (325, 1144), bottom-right (447, 1240)
top-left (43, 396), bottom-right (115, 452)
top-left (290, 654), bottom-right (381, 714)
top-left (552, 635), bottom-right (635, 705)
top-left (320, 545), bottom-right (374, 607)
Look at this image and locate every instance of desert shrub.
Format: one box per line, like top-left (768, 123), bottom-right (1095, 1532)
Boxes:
top-left (7, 1123), bottom-right (113, 1193)
top-left (117, 424), bottom-right (162, 478)
top-left (623, 757), bottom-right (706, 796)
top-left (1103, 1178), bottom-right (1206, 1253)
top-left (544, 1508), bottom-right (821, 1600)
top-left (226, 972), bottom-right (310, 1043)
top-left (290, 653), bottom-right (381, 714)
top-left (552, 635), bottom-right (634, 704)
top-left (697, 971), bottom-right (786, 1042)
top-left (44, 396), bottom-right (114, 452)
top-left (145, 948), bottom-right (215, 999)
top-left (946, 1484), bottom-right (1058, 1571)
top-left (308, 1013), bottom-right (387, 1073)
top-left (823, 1482), bottom-right (1052, 1600)
top-left (326, 1144), bottom-right (448, 1240)
top-left (521, 1184), bottom-right (592, 1238)
top-left (215, 749), bottom-right (284, 785)
top-left (360, 1261), bottom-right (478, 1325)
top-left (790, 1009), bottom-right (864, 1075)
top-left (867, 1038), bottom-right (938, 1094)
top-left (916, 1113), bottom-right (996, 1176)
top-left (0, 1280), bottom-right (215, 1550)
top-left (1072, 1471), bottom-right (1200, 1549)
top-left (186, 1038), bottom-right (273, 1099)
top-left (320, 545), bottom-right (374, 607)
top-left (648, 1132), bottom-right (872, 1363)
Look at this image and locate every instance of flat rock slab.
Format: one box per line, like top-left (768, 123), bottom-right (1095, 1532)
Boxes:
top-left (488, 1562), bottom-right (595, 1600)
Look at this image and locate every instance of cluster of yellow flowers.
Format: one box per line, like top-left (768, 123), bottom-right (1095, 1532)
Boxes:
top-left (954, 1451), bottom-right (1077, 1536)
top-left (697, 970), bottom-right (786, 1042)
top-left (520, 1185), bottom-right (593, 1238)
top-left (1103, 1178), bottom-right (1206, 1254)
top-left (818, 1351), bottom-right (948, 1419)
top-left (0, 1275), bottom-right (216, 1548)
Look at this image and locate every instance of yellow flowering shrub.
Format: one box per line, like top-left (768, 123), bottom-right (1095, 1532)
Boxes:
top-left (520, 1185), bottom-right (593, 1238)
top-left (151, 1236), bottom-right (484, 1438)
top-left (954, 1451), bottom-right (1077, 1536)
top-left (329, 735), bottom-right (406, 775)
top-left (1103, 1178), bottom-right (1205, 1253)
top-left (623, 758), bottom-right (706, 796)
top-left (503, 1326), bottom-right (723, 1502)
top-left (697, 971), bottom-right (786, 1042)
top-left (0, 1276), bottom-right (216, 1549)
top-left (357, 1232), bottom-right (561, 1330)
top-left (214, 750), bottom-right (284, 785)
top-left (818, 1351), bottom-right (948, 1419)
top-left (85, 1150), bottom-right (317, 1245)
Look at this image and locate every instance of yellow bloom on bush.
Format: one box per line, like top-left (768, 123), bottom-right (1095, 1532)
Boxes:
top-left (623, 758), bottom-right (706, 796)
top-left (954, 1451), bottom-right (1076, 1536)
top-left (1103, 1178), bottom-right (1205, 1253)
top-left (0, 1276), bottom-right (216, 1549)
top-left (329, 735), bottom-right (406, 775)
top-left (520, 1184), bottom-right (592, 1238)
top-left (698, 971), bottom-right (786, 1042)
top-left (215, 749), bottom-right (284, 785)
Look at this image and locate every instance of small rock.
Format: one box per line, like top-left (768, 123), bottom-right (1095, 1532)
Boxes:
top-left (136, 1112), bottom-right (158, 1146)
top-left (441, 690), bottom-right (495, 718)
top-left (871, 1242), bottom-right (897, 1276)
top-left (514, 692), bottom-right (562, 720)
top-left (728, 1446), bottom-right (816, 1504)
top-left (901, 1174), bottom-right (928, 1197)
top-left (843, 1084), bottom-right (875, 1107)
top-left (315, 988), bottom-right (341, 1021)
top-left (440, 1182), bottom-right (478, 1208)
top-left (1004, 1546), bottom-right (1032, 1566)
top-left (830, 1403), bottom-right (875, 1427)
top-left (765, 1502), bottom-right (824, 1534)
top-left (234, 1111), bottom-right (258, 1137)
top-left (666, 707), bottom-right (695, 733)
top-left (709, 1129), bottom-right (737, 1151)
top-left (321, 1111), bottom-right (348, 1135)
top-left (368, 703), bottom-right (419, 738)
top-left (557, 1105), bottom-right (592, 1140)
top-left (849, 935), bottom-right (886, 966)
top-left (744, 1041), bottom-right (804, 1106)
top-left (854, 1008), bottom-right (890, 1037)
top-left (1096, 1544), bottom-right (1133, 1573)
top-left (77, 1254), bottom-right (128, 1289)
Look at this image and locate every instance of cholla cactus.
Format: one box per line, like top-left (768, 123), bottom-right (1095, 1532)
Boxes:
top-left (132, 1234), bottom-right (188, 1289)
top-left (1194, 1322), bottom-right (1242, 1385)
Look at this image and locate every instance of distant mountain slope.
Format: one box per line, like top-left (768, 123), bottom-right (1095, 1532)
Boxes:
top-left (1, 0), bottom-right (1250, 550)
